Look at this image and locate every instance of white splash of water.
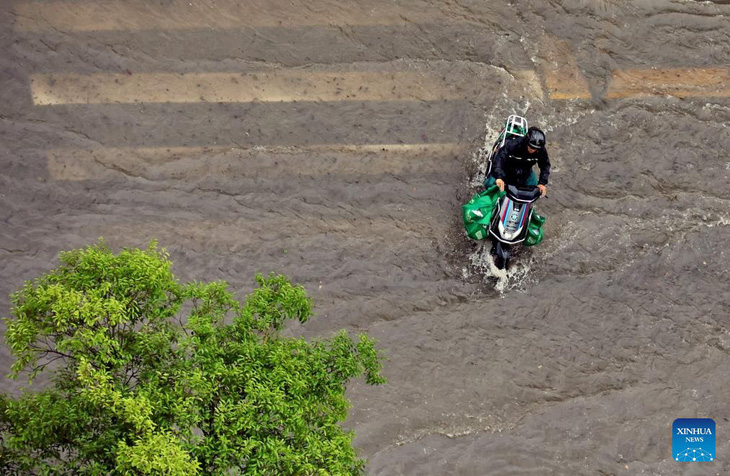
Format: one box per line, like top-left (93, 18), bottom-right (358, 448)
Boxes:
top-left (468, 243), bottom-right (534, 294)
top-left (469, 147), bottom-right (489, 188)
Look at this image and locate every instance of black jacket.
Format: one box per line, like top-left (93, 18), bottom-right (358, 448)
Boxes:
top-left (491, 136), bottom-right (551, 186)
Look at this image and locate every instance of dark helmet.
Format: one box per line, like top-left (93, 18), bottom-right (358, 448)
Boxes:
top-left (526, 127), bottom-right (546, 150)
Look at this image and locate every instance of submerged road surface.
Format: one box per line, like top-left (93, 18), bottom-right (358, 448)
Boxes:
top-left (1, 0), bottom-right (729, 474)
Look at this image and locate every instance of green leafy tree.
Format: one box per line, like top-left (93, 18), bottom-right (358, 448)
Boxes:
top-left (1, 240), bottom-right (385, 475)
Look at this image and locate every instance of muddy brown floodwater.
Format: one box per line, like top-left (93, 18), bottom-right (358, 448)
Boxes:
top-left (1, 0), bottom-right (729, 474)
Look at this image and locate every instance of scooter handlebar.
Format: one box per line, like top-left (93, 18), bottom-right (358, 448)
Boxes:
top-left (506, 184), bottom-right (542, 202)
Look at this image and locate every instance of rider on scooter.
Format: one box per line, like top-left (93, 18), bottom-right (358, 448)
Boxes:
top-left (485, 127), bottom-right (551, 197)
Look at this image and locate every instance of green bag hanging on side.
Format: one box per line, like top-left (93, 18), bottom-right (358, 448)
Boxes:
top-left (462, 185), bottom-right (504, 241)
top-left (524, 212), bottom-right (546, 247)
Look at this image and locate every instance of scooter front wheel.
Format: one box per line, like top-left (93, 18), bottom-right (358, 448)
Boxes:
top-left (494, 241), bottom-right (511, 270)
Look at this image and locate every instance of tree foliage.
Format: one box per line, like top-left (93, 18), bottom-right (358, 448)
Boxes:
top-left (1, 240), bottom-right (385, 475)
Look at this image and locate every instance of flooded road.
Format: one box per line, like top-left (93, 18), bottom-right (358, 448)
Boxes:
top-left (1, 0), bottom-right (729, 474)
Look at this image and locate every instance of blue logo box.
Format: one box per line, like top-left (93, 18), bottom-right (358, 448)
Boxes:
top-left (673, 418), bottom-right (715, 462)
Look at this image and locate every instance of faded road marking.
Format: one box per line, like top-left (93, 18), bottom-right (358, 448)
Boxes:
top-left (539, 37), bottom-right (592, 100)
top-left (30, 71), bottom-right (466, 105)
top-left (15, 1), bottom-right (454, 32)
top-left (46, 144), bottom-right (463, 181)
top-left (605, 68), bottom-right (730, 99)
top-left (510, 70), bottom-right (544, 101)
top-left (87, 216), bottom-right (446, 254)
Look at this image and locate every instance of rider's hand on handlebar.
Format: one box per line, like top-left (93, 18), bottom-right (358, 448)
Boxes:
top-left (495, 179), bottom-right (505, 192)
top-left (538, 184), bottom-right (547, 196)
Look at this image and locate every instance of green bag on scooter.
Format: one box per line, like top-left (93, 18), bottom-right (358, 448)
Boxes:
top-left (462, 185), bottom-right (504, 241)
top-left (523, 212), bottom-right (546, 247)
